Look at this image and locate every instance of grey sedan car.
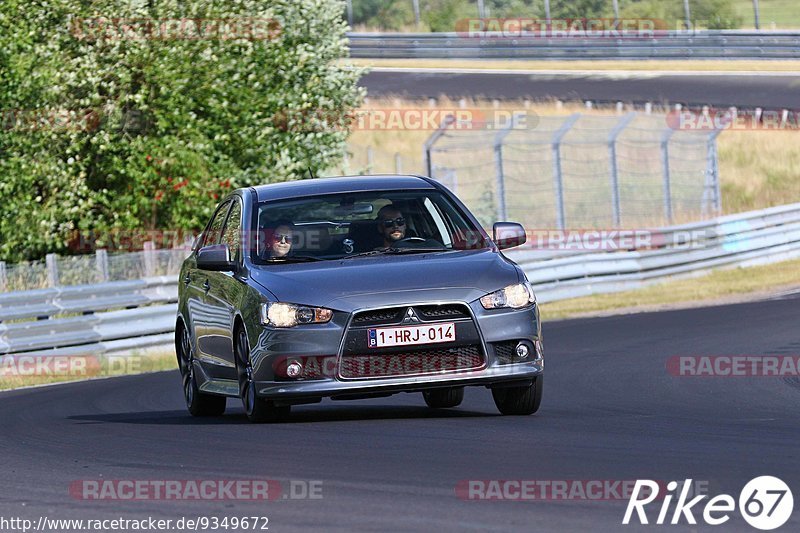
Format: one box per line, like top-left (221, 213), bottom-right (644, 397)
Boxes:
top-left (176, 175), bottom-right (543, 422)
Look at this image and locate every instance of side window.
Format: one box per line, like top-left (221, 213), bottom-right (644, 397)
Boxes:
top-left (201, 201), bottom-right (231, 248)
top-left (221, 200), bottom-right (242, 263)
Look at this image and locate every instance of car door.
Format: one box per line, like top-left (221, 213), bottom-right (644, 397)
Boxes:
top-left (192, 200), bottom-right (231, 372)
top-left (203, 198), bottom-right (244, 378)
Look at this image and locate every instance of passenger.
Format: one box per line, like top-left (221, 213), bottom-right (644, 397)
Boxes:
top-left (264, 220), bottom-right (294, 259)
top-left (376, 205), bottom-right (406, 248)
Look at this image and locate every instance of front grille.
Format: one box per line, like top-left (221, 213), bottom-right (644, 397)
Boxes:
top-left (350, 304), bottom-right (471, 328)
top-left (416, 304), bottom-right (470, 320)
top-left (351, 308), bottom-right (404, 326)
top-left (340, 344), bottom-right (484, 379)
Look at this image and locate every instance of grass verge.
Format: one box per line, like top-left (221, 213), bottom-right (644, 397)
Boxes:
top-left (539, 257), bottom-right (800, 320)
top-left (0, 349), bottom-right (177, 391)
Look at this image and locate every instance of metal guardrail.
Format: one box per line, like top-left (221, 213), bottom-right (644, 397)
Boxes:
top-left (348, 31), bottom-right (800, 60)
top-left (507, 202), bottom-right (800, 302)
top-left (2, 202), bottom-right (800, 355)
top-left (0, 277), bottom-right (177, 356)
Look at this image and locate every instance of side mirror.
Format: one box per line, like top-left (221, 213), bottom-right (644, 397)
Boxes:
top-left (493, 222), bottom-right (527, 250)
top-left (197, 244), bottom-right (235, 271)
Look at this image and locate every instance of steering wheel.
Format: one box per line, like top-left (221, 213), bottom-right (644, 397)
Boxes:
top-left (396, 237), bottom-right (426, 244)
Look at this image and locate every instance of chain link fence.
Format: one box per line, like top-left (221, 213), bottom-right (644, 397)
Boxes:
top-left (424, 112), bottom-right (722, 230)
top-left (0, 246), bottom-right (189, 293)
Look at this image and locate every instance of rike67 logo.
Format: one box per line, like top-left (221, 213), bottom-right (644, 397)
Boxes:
top-left (623, 477), bottom-right (793, 530)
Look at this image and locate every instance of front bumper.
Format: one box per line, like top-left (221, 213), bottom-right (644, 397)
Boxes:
top-left (248, 300), bottom-right (543, 400)
top-left (254, 360), bottom-right (543, 400)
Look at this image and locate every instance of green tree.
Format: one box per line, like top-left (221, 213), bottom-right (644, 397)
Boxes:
top-left (0, 0), bottom-right (363, 261)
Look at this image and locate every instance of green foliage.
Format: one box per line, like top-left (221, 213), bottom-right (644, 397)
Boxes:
top-left (0, 0), bottom-right (363, 261)
top-left (690, 0), bottom-right (742, 29)
top-left (352, 0), bottom-right (417, 30)
top-left (549, 0), bottom-right (610, 19)
top-left (619, 0), bottom-right (741, 29)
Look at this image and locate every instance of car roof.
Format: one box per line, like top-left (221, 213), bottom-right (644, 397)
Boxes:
top-left (251, 175), bottom-right (437, 202)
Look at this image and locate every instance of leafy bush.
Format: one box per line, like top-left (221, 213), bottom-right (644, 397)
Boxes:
top-left (0, 0), bottom-right (363, 261)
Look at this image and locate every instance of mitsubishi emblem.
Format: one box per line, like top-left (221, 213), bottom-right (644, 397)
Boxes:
top-left (402, 307), bottom-right (421, 324)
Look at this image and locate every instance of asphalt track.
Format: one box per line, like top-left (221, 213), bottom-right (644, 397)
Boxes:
top-left (1, 294), bottom-right (799, 532)
top-left (360, 69), bottom-right (800, 109)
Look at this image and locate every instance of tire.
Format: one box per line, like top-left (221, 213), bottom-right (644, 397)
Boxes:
top-left (423, 387), bottom-right (464, 408)
top-left (492, 376), bottom-right (543, 416)
top-left (177, 323), bottom-right (226, 417)
top-left (235, 326), bottom-right (291, 423)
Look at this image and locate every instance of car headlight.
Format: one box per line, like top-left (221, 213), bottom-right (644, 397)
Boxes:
top-left (260, 302), bottom-right (333, 328)
top-left (480, 283), bottom-right (536, 310)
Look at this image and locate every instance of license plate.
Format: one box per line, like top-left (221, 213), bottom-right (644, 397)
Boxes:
top-left (368, 322), bottom-right (456, 348)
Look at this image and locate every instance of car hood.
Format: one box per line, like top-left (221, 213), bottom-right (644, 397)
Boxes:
top-left (249, 249), bottom-right (521, 312)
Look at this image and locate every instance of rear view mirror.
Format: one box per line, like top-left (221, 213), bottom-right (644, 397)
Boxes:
top-left (334, 203), bottom-right (374, 216)
top-left (197, 244), bottom-right (235, 271)
top-left (493, 222), bottom-right (527, 250)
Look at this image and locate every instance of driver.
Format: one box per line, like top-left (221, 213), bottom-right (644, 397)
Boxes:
top-left (376, 204), bottom-right (406, 248)
top-left (263, 220), bottom-right (294, 260)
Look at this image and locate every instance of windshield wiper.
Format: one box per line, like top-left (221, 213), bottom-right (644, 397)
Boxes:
top-left (339, 247), bottom-right (447, 260)
top-left (339, 249), bottom-right (388, 260)
top-left (265, 255), bottom-right (323, 263)
top-left (388, 247), bottom-right (448, 254)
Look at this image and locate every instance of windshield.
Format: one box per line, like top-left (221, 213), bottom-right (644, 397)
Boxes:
top-left (251, 189), bottom-right (489, 264)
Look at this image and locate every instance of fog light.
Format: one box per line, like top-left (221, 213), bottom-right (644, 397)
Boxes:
top-left (515, 342), bottom-right (530, 359)
top-left (286, 360), bottom-right (303, 378)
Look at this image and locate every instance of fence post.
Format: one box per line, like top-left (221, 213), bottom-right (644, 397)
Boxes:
top-left (342, 150), bottom-right (350, 174)
top-left (394, 152), bottom-right (403, 174)
top-left (660, 127), bottom-right (676, 224)
top-left (608, 113), bottom-right (637, 227)
top-left (345, 0), bottom-right (353, 26)
top-left (683, 0), bottom-right (692, 29)
top-left (705, 129), bottom-right (724, 215)
top-left (143, 241), bottom-right (156, 277)
top-left (753, 0), bottom-right (760, 30)
top-left (0, 261), bottom-right (6, 292)
top-left (412, 0), bottom-right (421, 28)
top-left (45, 253), bottom-right (60, 287)
top-left (95, 249), bottom-right (109, 283)
top-left (423, 114), bottom-right (455, 178)
top-left (551, 114), bottom-right (581, 230)
top-left (492, 114), bottom-right (520, 222)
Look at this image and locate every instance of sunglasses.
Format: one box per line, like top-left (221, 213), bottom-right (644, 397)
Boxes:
top-left (271, 233), bottom-right (292, 244)
top-left (381, 217), bottom-right (406, 228)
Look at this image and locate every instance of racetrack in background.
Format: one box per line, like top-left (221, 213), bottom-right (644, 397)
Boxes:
top-left (360, 68), bottom-right (800, 109)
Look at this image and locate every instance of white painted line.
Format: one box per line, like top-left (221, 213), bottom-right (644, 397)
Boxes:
top-left (364, 66), bottom-right (799, 78)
